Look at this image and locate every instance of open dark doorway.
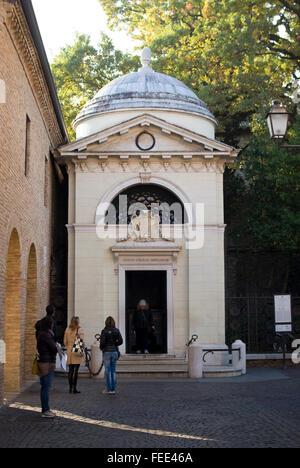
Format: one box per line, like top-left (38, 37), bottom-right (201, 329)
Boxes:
top-left (126, 271), bottom-right (167, 354)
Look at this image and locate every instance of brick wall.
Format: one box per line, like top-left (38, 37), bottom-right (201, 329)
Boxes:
top-left (0, 1), bottom-right (65, 403)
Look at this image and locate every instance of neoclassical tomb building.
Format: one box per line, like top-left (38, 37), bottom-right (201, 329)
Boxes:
top-left (58, 49), bottom-right (239, 360)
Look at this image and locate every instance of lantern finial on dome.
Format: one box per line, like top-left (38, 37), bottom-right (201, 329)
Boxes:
top-left (139, 47), bottom-right (154, 73)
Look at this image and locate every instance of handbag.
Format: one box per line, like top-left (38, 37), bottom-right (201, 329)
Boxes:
top-left (32, 357), bottom-right (39, 376)
top-left (111, 330), bottom-right (121, 360)
top-left (72, 328), bottom-right (84, 357)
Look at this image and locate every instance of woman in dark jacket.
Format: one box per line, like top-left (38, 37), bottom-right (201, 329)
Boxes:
top-left (37, 316), bottom-right (58, 418)
top-left (100, 317), bottom-right (123, 395)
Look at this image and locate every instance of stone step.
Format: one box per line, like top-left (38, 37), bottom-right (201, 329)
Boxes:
top-left (56, 361), bottom-right (242, 379)
top-left (118, 364), bottom-right (188, 372)
top-left (118, 356), bottom-right (188, 377)
top-left (118, 371), bottom-right (189, 378)
top-left (119, 354), bottom-right (178, 361)
top-left (203, 365), bottom-right (243, 378)
top-left (118, 360), bottom-right (187, 367)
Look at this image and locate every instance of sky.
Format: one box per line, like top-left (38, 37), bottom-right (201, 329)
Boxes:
top-left (32, 0), bottom-right (139, 62)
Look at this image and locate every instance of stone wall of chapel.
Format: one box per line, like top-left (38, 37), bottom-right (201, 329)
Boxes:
top-left (67, 157), bottom-right (226, 348)
top-left (71, 164), bottom-right (225, 227)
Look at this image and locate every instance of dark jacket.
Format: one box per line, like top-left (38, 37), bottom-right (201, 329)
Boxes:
top-left (35, 316), bottom-right (57, 341)
top-left (100, 327), bottom-right (123, 353)
top-left (132, 309), bottom-right (154, 331)
top-left (37, 330), bottom-right (57, 363)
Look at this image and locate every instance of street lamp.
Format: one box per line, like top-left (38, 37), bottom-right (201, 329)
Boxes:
top-left (266, 100), bottom-right (290, 140)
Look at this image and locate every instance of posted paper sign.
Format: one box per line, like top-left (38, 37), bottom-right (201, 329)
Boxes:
top-left (274, 295), bottom-right (292, 324)
top-left (276, 324), bottom-right (292, 333)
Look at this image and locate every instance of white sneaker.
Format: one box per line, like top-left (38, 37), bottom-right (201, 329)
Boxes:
top-left (136, 350), bottom-right (142, 354)
top-left (42, 411), bottom-right (56, 419)
top-left (144, 349), bottom-right (150, 354)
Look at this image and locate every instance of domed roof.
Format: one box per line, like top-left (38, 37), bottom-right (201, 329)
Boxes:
top-left (74, 48), bottom-right (217, 127)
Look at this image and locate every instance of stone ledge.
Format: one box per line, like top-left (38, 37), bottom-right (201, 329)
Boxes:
top-left (247, 354), bottom-right (292, 360)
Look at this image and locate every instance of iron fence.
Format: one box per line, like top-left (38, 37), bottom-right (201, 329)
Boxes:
top-left (226, 297), bottom-right (300, 354)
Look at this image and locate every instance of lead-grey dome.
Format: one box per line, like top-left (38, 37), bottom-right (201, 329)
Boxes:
top-left (74, 49), bottom-right (217, 127)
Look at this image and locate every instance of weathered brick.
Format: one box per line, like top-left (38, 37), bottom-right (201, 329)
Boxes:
top-left (0, 1), bottom-right (65, 402)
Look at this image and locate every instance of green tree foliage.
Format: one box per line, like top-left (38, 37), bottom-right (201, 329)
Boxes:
top-left (225, 117), bottom-right (300, 252)
top-left (99, 0), bottom-right (300, 261)
top-left (99, 0), bottom-right (298, 145)
top-left (51, 33), bottom-right (139, 138)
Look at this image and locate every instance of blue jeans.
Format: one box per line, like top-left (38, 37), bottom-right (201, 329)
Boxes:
top-left (40, 370), bottom-right (54, 413)
top-left (103, 352), bottom-right (118, 392)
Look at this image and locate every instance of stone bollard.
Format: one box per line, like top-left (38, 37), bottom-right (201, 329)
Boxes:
top-left (0, 80), bottom-right (6, 104)
top-left (0, 340), bottom-right (6, 364)
top-left (232, 340), bottom-right (247, 375)
top-left (90, 343), bottom-right (102, 379)
top-left (188, 344), bottom-right (203, 378)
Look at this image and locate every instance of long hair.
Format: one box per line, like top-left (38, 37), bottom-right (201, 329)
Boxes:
top-left (105, 316), bottom-right (115, 328)
top-left (69, 316), bottom-right (80, 330)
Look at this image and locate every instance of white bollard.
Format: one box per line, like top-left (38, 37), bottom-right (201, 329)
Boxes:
top-left (91, 343), bottom-right (103, 379)
top-left (188, 344), bottom-right (203, 378)
top-left (0, 340), bottom-right (6, 364)
top-left (232, 340), bottom-right (247, 375)
top-left (0, 80), bottom-right (6, 104)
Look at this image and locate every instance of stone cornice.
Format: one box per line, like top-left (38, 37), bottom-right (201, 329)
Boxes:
top-left (66, 224), bottom-right (227, 233)
top-left (68, 158), bottom-right (226, 174)
top-left (5, 1), bottom-right (65, 147)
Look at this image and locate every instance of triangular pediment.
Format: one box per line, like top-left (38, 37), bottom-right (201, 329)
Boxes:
top-left (58, 114), bottom-right (239, 159)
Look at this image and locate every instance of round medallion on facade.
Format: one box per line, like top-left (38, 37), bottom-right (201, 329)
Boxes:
top-left (136, 131), bottom-right (156, 151)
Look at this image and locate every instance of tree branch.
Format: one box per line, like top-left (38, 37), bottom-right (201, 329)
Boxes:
top-left (268, 44), bottom-right (300, 61)
top-left (278, 0), bottom-right (300, 19)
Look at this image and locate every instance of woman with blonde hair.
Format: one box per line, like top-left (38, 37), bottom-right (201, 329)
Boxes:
top-left (64, 316), bottom-right (85, 394)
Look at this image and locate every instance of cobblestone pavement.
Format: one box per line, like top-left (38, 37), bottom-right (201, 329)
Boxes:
top-left (0, 369), bottom-right (300, 448)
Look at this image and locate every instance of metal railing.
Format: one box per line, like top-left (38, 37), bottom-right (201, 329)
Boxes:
top-left (226, 296), bottom-right (300, 354)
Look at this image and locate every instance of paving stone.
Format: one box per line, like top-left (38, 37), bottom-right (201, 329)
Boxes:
top-left (0, 369), bottom-right (300, 448)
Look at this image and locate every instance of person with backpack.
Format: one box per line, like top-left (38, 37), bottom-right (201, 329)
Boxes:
top-left (100, 317), bottom-right (123, 395)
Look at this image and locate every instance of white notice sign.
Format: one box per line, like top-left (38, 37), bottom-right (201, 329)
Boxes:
top-left (274, 295), bottom-right (292, 326)
top-left (276, 324), bottom-right (292, 333)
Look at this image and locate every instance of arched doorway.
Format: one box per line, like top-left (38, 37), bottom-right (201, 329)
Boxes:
top-left (24, 244), bottom-right (37, 381)
top-left (4, 229), bottom-right (22, 393)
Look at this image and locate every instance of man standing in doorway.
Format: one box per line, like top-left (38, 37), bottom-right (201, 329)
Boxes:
top-left (133, 300), bottom-right (155, 354)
